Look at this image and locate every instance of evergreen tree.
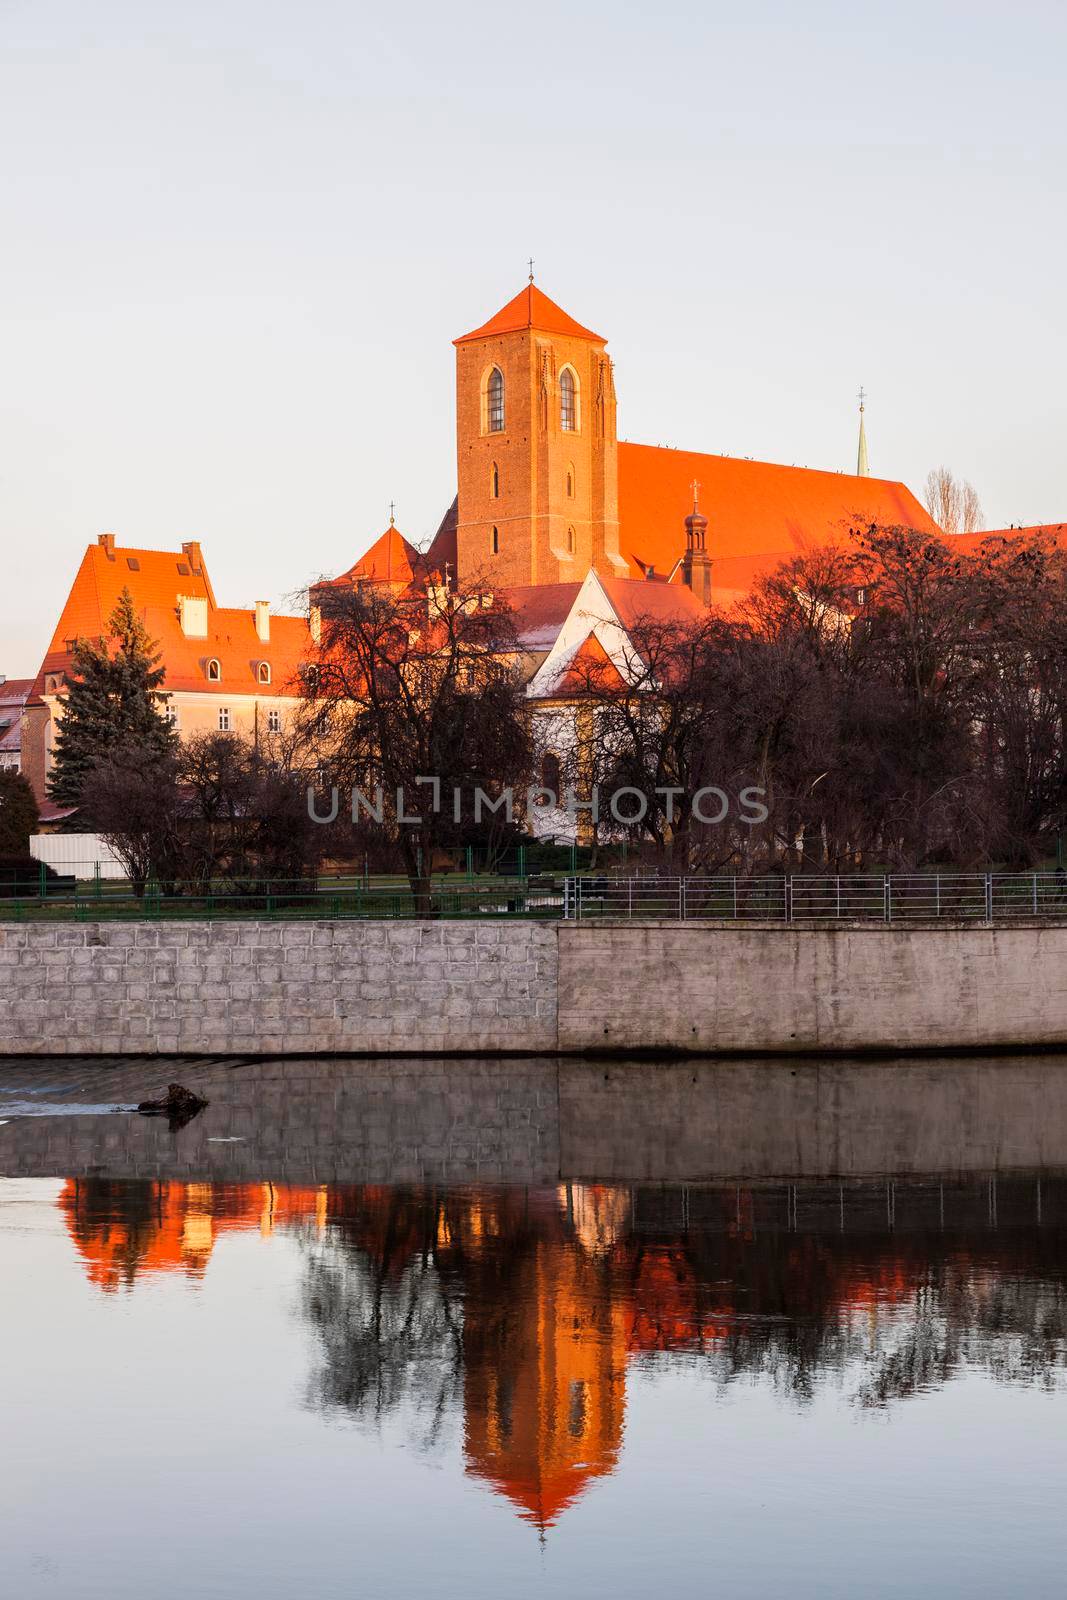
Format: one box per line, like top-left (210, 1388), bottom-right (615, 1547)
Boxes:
top-left (47, 588), bottom-right (178, 808)
top-left (0, 768), bottom-right (39, 854)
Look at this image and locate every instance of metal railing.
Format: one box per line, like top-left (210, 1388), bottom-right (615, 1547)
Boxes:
top-left (562, 873), bottom-right (1067, 922)
top-left (3, 869), bottom-right (1067, 923)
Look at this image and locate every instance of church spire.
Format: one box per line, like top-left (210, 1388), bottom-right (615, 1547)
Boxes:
top-left (856, 387), bottom-right (870, 477)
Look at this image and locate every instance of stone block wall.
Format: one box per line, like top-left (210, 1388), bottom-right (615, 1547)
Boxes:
top-left (3, 917), bottom-right (1067, 1057)
top-left (0, 920), bottom-right (557, 1056)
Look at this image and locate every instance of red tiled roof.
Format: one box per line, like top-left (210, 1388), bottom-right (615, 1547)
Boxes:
top-left (455, 284), bottom-right (604, 346)
top-left (33, 537), bottom-right (309, 702)
top-left (950, 523), bottom-right (1067, 555)
top-left (553, 632), bottom-right (628, 696)
top-left (617, 443), bottom-right (939, 586)
top-left (316, 524), bottom-right (422, 590)
top-left (501, 583), bottom-right (583, 650)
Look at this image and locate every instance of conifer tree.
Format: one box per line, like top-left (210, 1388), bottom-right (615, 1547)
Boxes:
top-left (0, 768), bottom-right (39, 854)
top-left (47, 588), bottom-right (178, 808)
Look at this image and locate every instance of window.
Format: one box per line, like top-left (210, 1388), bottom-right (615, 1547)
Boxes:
top-left (267, 708), bottom-right (281, 733)
top-left (855, 587), bottom-right (867, 607)
top-left (491, 525), bottom-right (499, 555)
top-left (566, 466), bottom-right (575, 498)
top-left (490, 462), bottom-right (499, 499)
top-left (487, 366), bottom-right (504, 432)
top-left (257, 661), bottom-right (271, 685)
top-left (560, 367), bottom-right (577, 431)
top-left (206, 657), bottom-right (221, 681)
top-left (218, 707), bottom-right (231, 731)
top-left (541, 752), bottom-right (561, 797)
top-left (164, 704), bottom-right (180, 729)
top-left (566, 525), bottom-right (575, 554)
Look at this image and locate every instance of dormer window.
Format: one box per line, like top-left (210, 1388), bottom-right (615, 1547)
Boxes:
top-left (257, 661), bottom-right (271, 685)
top-left (206, 658), bottom-right (221, 682)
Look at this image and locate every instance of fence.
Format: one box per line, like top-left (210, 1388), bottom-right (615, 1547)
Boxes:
top-left (2, 869), bottom-right (1067, 923)
top-left (562, 873), bottom-right (1067, 922)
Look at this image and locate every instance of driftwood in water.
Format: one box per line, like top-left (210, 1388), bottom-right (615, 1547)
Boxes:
top-left (136, 1082), bottom-right (208, 1127)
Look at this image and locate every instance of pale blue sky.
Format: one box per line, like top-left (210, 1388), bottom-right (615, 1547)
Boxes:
top-left (2, 0), bottom-right (1065, 673)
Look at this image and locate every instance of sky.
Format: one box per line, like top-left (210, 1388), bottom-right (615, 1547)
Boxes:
top-left (1, 0), bottom-right (1065, 675)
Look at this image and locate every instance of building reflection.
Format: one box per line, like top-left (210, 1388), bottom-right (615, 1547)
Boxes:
top-left (58, 1174), bottom-right (1067, 1524)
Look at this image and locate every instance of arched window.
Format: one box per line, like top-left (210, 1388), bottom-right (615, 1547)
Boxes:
top-left (490, 525), bottom-right (500, 555)
top-left (540, 752), bottom-right (561, 799)
top-left (559, 367), bottom-right (577, 431)
top-left (566, 525), bottom-right (575, 554)
top-left (490, 462), bottom-right (500, 499)
top-left (257, 661), bottom-right (271, 685)
top-left (566, 465), bottom-right (575, 498)
top-left (487, 366), bottom-right (504, 433)
top-left (206, 658), bottom-right (221, 682)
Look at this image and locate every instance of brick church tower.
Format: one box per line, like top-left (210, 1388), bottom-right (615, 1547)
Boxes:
top-left (453, 281), bottom-right (629, 588)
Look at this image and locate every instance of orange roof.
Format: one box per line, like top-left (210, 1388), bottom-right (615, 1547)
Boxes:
top-left (950, 523), bottom-right (1067, 555)
top-left (455, 284), bottom-right (605, 346)
top-left (34, 535), bottom-right (309, 701)
top-left (316, 523), bottom-right (422, 590)
top-left (554, 632), bottom-right (628, 696)
top-left (617, 443), bottom-right (939, 586)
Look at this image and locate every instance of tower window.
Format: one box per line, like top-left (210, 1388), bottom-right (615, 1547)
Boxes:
top-left (566, 466), bottom-right (575, 498)
top-left (566, 525), bottom-right (575, 554)
top-left (490, 525), bottom-right (499, 555)
top-left (490, 462), bottom-right (500, 499)
top-left (560, 367), bottom-right (577, 432)
top-left (487, 367), bottom-right (504, 433)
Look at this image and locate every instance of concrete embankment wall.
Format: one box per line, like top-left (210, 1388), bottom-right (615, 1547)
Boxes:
top-left (1, 919), bottom-right (1066, 1057)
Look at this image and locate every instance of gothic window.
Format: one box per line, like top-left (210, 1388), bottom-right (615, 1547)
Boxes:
top-left (490, 462), bottom-right (500, 498)
top-left (566, 525), bottom-right (575, 554)
top-left (491, 525), bottom-right (499, 555)
top-left (487, 366), bottom-right (504, 433)
top-left (206, 657), bottom-right (221, 681)
top-left (560, 366), bottom-right (577, 431)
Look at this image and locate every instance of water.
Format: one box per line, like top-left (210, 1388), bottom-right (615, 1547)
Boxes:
top-left (2, 1055), bottom-right (1067, 1599)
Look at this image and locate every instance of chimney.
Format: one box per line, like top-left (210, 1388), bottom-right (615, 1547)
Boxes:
top-left (681, 484), bottom-right (712, 607)
top-left (181, 539), bottom-right (203, 574)
top-left (255, 600), bottom-right (270, 642)
top-left (98, 533), bottom-right (116, 559)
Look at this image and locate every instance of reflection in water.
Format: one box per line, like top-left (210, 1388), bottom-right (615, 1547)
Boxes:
top-left (56, 1173), bottom-right (1067, 1528)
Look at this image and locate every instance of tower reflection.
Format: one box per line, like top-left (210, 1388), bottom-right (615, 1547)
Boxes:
top-left (58, 1174), bottom-right (1067, 1524)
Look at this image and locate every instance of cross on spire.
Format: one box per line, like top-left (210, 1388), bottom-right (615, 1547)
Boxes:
top-left (858, 385), bottom-right (867, 412)
top-left (389, 500), bottom-right (396, 527)
top-left (691, 478), bottom-right (701, 512)
top-left (527, 257), bottom-right (534, 283)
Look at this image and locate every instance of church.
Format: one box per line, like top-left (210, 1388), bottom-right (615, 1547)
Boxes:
top-left (315, 277), bottom-right (942, 694)
top-left (24, 278), bottom-right (1062, 813)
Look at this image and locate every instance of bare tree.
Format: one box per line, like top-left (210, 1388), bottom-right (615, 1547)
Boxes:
top-left (924, 466), bottom-right (985, 535)
top-left (306, 577), bottom-right (534, 911)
